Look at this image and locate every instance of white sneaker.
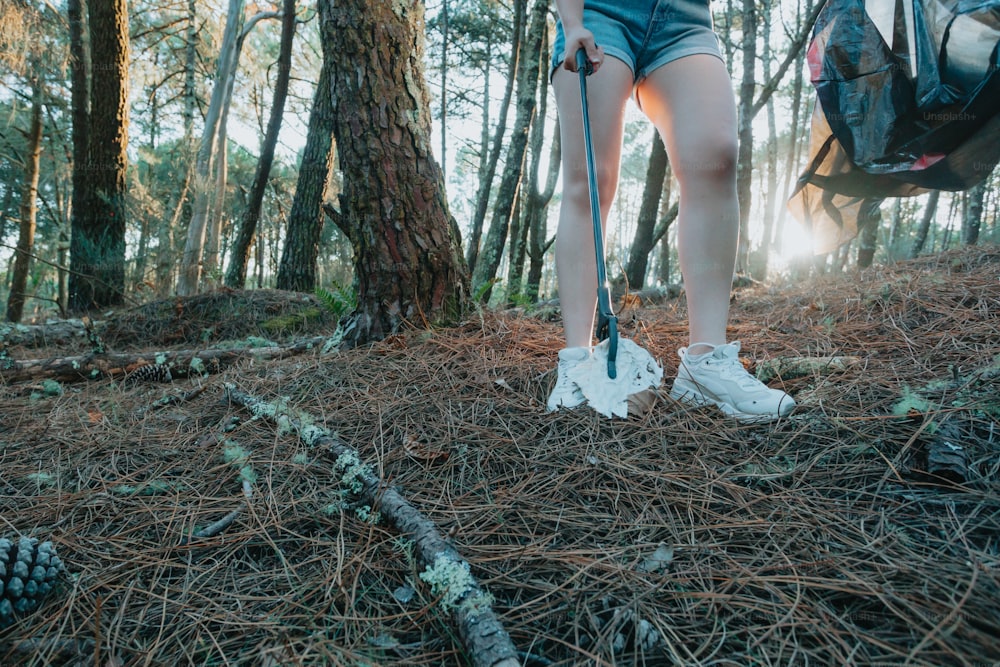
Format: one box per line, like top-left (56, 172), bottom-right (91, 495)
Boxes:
top-left (546, 347), bottom-right (590, 412)
top-left (670, 341), bottom-right (795, 422)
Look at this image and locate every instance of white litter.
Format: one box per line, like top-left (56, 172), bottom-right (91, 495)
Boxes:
top-left (564, 338), bottom-right (663, 419)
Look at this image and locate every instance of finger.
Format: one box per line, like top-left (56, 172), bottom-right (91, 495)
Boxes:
top-left (588, 45), bottom-right (605, 73)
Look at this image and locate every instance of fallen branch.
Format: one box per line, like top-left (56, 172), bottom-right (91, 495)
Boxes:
top-left (0, 336), bottom-right (331, 384)
top-left (130, 386), bottom-right (208, 419)
top-left (224, 384), bottom-right (521, 667)
top-left (755, 355), bottom-right (863, 383)
top-left (0, 319), bottom-right (95, 348)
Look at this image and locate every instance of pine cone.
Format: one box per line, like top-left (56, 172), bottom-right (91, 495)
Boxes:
top-left (125, 363), bottom-right (173, 385)
top-left (0, 536), bottom-right (65, 627)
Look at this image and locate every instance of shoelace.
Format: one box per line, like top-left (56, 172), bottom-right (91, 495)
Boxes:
top-left (703, 353), bottom-right (763, 390)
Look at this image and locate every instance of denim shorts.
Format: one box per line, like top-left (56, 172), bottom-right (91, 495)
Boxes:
top-left (551, 0), bottom-right (723, 85)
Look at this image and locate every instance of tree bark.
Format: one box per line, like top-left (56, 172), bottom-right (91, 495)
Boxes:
top-left (226, 0), bottom-right (297, 288)
top-left (276, 35), bottom-right (336, 292)
top-left (624, 132), bottom-right (669, 290)
top-left (176, 0), bottom-right (246, 296)
top-left (323, 0), bottom-right (469, 347)
top-left (466, 0), bottom-right (525, 274)
top-left (471, 0), bottom-right (547, 299)
top-left (6, 79), bottom-right (43, 323)
top-left (68, 0), bottom-right (129, 311)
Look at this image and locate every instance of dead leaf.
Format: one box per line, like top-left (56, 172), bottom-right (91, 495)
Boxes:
top-left (402, 433), bottom-right (449, 463)
top-left (637, 542), bottom-right (674, 574)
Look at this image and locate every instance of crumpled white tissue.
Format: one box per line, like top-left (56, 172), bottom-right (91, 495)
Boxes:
top-left (564, 338), bottom-right (663, 419)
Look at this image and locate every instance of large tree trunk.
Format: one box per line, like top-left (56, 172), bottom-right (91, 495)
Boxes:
top-left (466, 0), bottom-right (525, 274)
top-left (6, 79), bottom-right (43, 322)
top-left (276, 40), bottom-right (336, 292)
top-left (69, 0), bottom-right (129, 311)
top-left (471, 0), bottom-right (547, 299)
top-left (323, 0), bottom-right (469, 347)
top-left (226, 0), bottom-right (297, 288)
top-left (176, 0), bottom-right (246, 296)
top-left (624, 132), bottom-right (669, 290)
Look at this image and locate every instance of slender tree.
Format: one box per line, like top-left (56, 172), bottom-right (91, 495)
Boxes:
top-left (471, 0), bottom-right (547, 298)
top-left (734, 0), bottom-right (757, 275)
top-left (276, 32), bottom-right (336, 292)
top-left (963, 182), bottom-right (986, 246)
top-left (176, 0), bottom-right (245, 295)
top-left (226, 0), bottom-right (297, 288)
top-left (466, 0), bottom-right (524, 273)
top-left (322, 0), bottom-right (469, 346)
top-left (909, 190), bottom-right (941, 258)
top-left (68, 0), bottom-right (130, 311)
top-left (856, 199), bottom-right (882, 268)
top-left (6, 79), bottom-right (43, 322)
top-left (624, 132), bottom-right (669, 289)
top-left (506, 16), bottom-right (552, 298)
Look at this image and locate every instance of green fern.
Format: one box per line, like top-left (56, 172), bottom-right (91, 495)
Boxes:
top-left (315, 283), bottom-right (356, 318)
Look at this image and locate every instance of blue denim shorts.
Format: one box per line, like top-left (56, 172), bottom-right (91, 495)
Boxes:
top-left (551, 0), bottom-right (723, 85)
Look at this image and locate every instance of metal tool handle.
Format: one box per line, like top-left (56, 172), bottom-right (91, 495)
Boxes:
top-left (576, 48), bottom-right (618, 379)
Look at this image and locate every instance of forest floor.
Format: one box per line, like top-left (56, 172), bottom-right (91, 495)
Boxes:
top-left (1, 246), bottom-right (999, 666)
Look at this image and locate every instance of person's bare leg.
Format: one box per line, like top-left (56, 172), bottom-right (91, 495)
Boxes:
top-left (552, 57), bottom-right (634, 349)
top-left (636, 55), bottom-right (738, 354)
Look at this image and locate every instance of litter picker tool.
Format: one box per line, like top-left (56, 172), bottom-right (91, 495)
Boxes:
top-left (576, 47), bottom-right (618, 380)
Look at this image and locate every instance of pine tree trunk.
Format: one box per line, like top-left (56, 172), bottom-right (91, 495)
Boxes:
top-left (177, 0), bottom-right (245, 296)
top-left (887, 198), bottom-right (902, 260)
top-left (226, 0), bottom-right (297, 288)
top-left (624, 132), bottom-right (669, 290)
top-left (963, 181), bottom-right (985, 246)
top-left (471, 0), bottom-right (547, 299)
top-left (734, 0), bottom-right (757, 275)
top-left (855, 199), bottom-right (882, 268)
top-left (276, 39), bottom-right (336, 292)
top-left (323, 0), bottom-right (469, 347)
top-left (525, 127), bottom-right (560, 302)
top-left (909, 190), bottom-right (940, 258)
top-left (507, 26), bottom-right (551, 299)
top-left (773, 0), bottom-right (808, 258)
top-left (753, 0), bottom-right (778, 280)
top-left (6, 80), bottom-right (43, 323)
top-left (466, 0), bottom-right (525, 274)
top-left (69, 0), bottom-right (129, 311)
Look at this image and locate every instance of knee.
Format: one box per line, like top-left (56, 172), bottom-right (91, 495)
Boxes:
top-left (673, 136), bottom-right (738, 188)
top-left (563, 159), bottom-right (619, 209)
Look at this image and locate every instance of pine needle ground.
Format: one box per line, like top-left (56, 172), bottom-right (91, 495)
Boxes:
top-left (2, 246), bottom-right (998, 666)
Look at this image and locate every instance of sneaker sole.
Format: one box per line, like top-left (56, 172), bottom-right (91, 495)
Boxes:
top-left (669, 381), bottom-right (793, 423)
